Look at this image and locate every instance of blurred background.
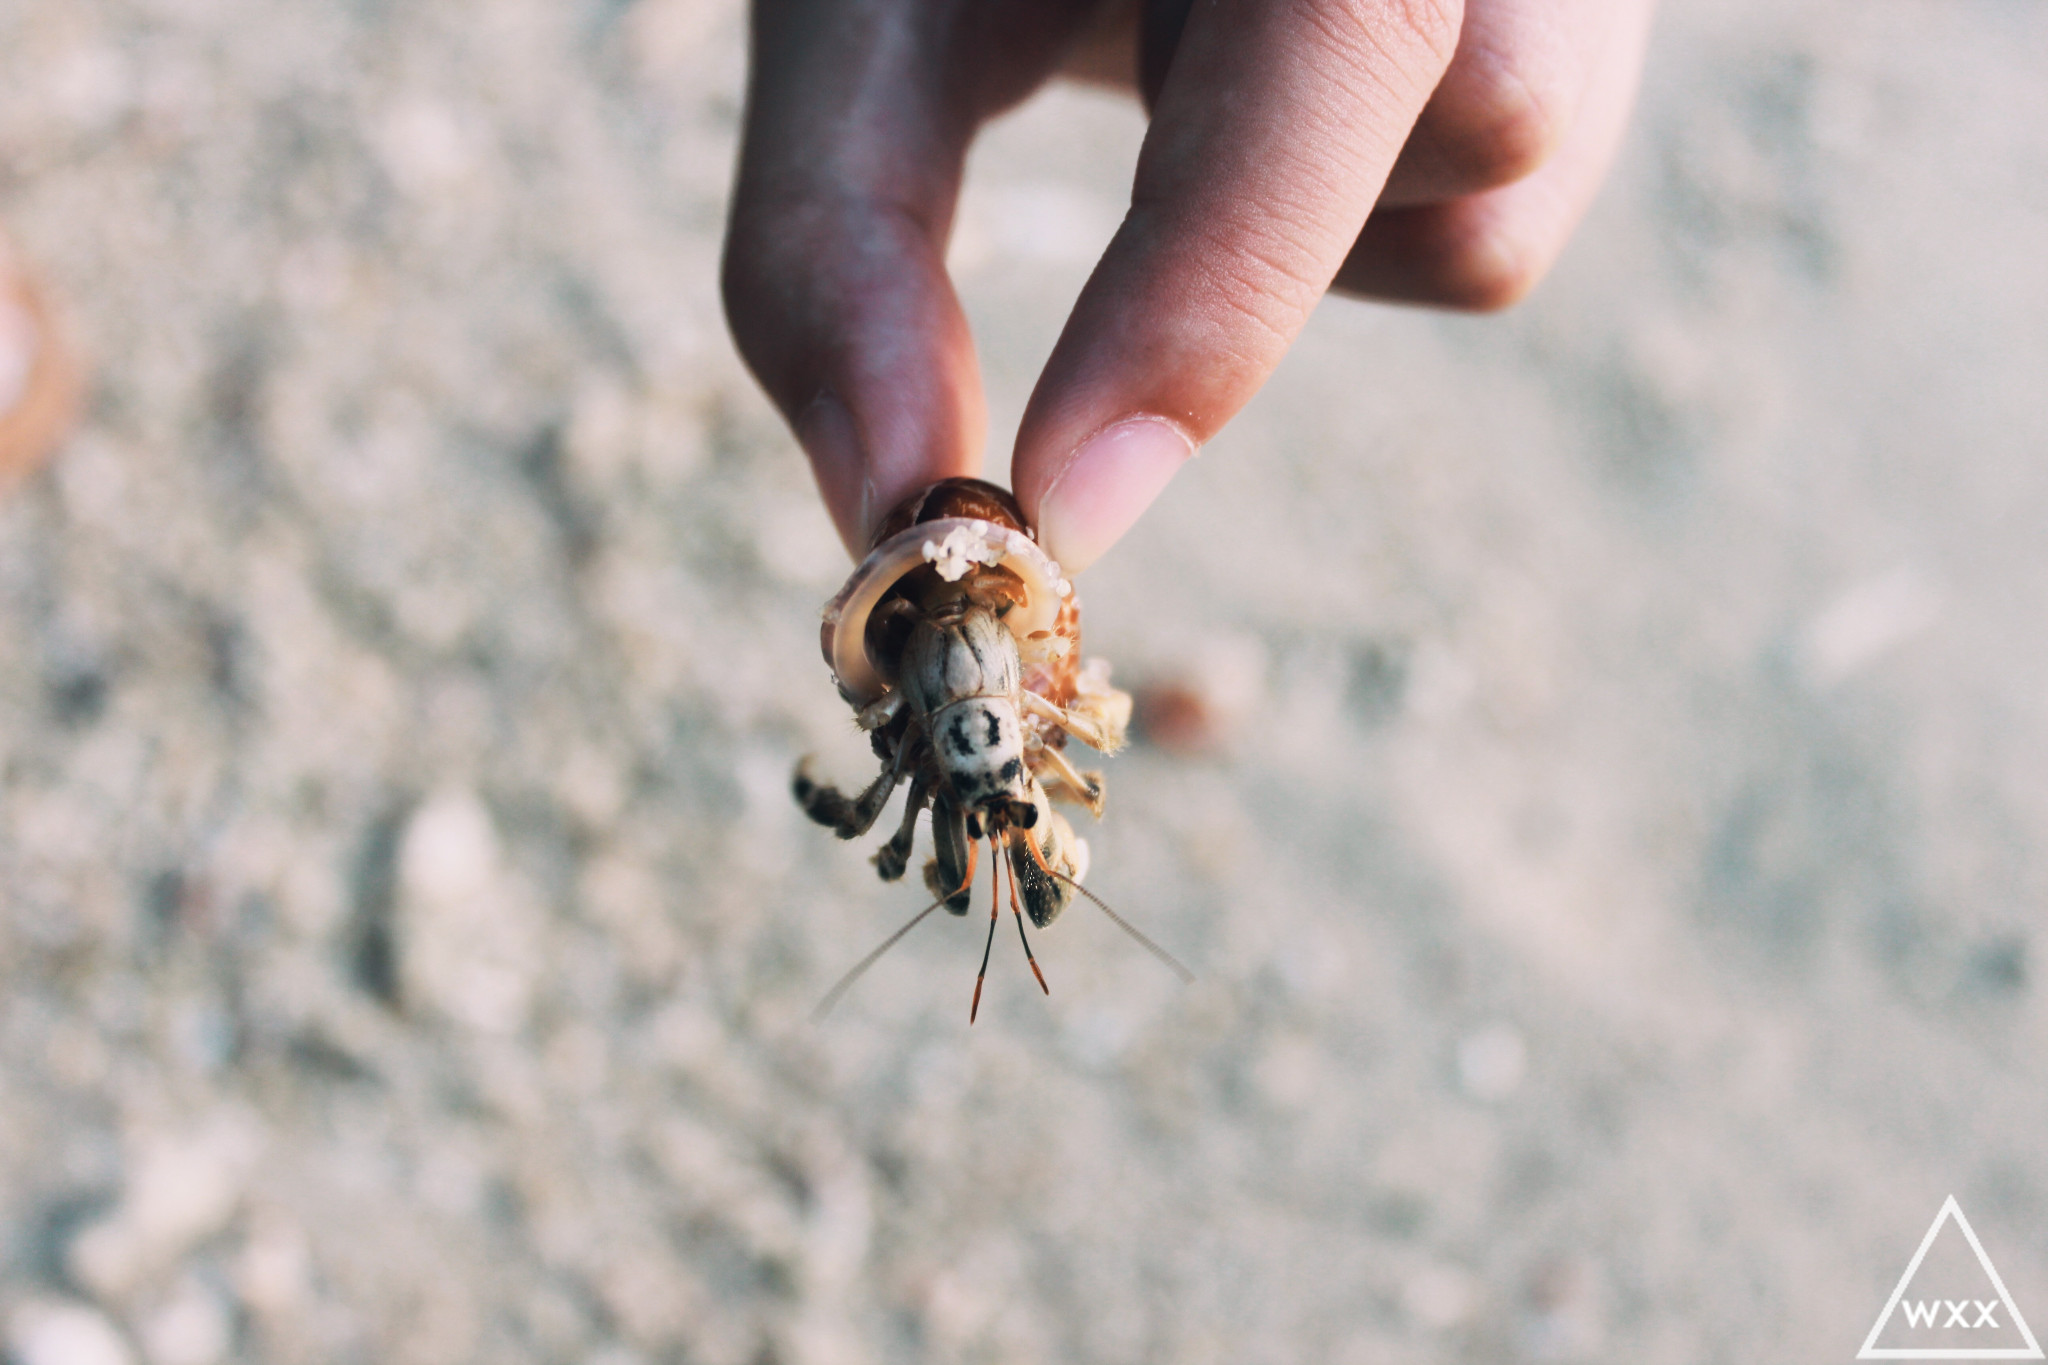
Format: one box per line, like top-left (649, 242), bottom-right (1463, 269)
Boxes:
top-left (3, 1), bottom-right (2046, 1362)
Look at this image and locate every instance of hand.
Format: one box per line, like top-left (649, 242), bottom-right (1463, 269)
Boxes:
top-left (722, 0), bottom-right (1655, 570)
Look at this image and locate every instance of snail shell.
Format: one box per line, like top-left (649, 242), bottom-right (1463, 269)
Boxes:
top-left (820, 478), bottom-right (1079, 707)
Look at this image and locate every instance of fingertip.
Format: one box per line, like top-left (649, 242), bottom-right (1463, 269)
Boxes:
top-left (1029, 415), bottom-right (1195, 574)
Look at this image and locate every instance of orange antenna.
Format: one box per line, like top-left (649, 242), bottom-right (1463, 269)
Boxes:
top-left (813, 839), bottom-right (978, 1022)
top-left (969, 833), bottom-right (1002, 1023)
top-left (1021, 828), bottom-right (1194, 985)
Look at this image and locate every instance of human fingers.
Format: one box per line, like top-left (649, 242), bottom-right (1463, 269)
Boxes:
top-left (1134, 0), bottom-right (1619, 209)
top-left (1376, 0), bottom-right (1630, 207)
top-left (722, 0), bottom-right (1088, 555)
top-left (1014, 0), bottom-right (1466, 572)
top-left (1332, 0), bottom-right (1652, 307)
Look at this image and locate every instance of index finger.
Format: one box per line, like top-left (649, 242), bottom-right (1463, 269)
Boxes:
top-left (1014, 0), bottom-right (1464, 572)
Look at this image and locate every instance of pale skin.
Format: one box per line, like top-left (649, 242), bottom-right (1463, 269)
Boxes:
top-left (722, 0), bottom-right (1657, 573)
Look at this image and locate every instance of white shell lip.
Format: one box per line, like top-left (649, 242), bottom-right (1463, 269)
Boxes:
top-left (822, 517), bottom-right (1065, 705)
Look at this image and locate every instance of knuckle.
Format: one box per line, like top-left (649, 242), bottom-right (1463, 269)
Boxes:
top-left (1452, 264), bottom-right (1539, 313)
top-left (1284, 0), bottom-right (1463, 108)
top-left (717, 226), bottom-right (763, 333)
top-left (1125, 197), bottom-right (1323, 360)
top-left (1336, 197), bottom-right (1558, 310)
top-left (718, 249), bottom-right (778, 385)
top-left (719, 187), bottom-right (937, 393)
top-left (1196, 222), bottom-right (1327, 352)
top-left (1428, 58), bottom-right (1568, 191)
top-left (718, 191), bottom-right (807, 362)
top-left (1322, 0), bottom-right (1463, 68)
top-left (1433, 218), bottom-right (1544, 312)
top-left (1398, 0), bottom-right (1466, 63)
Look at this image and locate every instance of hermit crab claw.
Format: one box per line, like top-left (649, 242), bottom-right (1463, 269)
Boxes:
top-left (820, 516), bottom-right (1072, 706)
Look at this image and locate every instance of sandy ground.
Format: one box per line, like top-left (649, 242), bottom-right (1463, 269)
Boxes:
top-left (2, 1), bottom-right (2046, 1362)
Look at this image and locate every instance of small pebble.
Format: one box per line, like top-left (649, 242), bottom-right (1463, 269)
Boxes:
top-left (1457, 1023), bottom-right (1527, 1101)
top-left (140, 1278), bottom-right (233, 1365)
top-left (7, 1300), bottom-right (136, 1365)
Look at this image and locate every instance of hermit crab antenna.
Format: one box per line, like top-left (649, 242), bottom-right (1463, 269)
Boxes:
top-left (1021, 828), bottom-right (1195, 985)
top-left (1006, 842), bottom-right (1050, 995)
top-left (812, 841), bottom-right (979, 1023)
top-left (970, 834), bottom-right (1002, 1024)
top-left (811, 898), bottom-right (943, 1023)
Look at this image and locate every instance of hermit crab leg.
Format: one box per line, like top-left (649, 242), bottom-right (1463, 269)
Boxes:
top-left (1019, 688), bottom-right (1127, 755)
top-left (1030, 742), bottom-right (1105, 817)
top-left (853, 689), bottom-right (905, 733)
top-left (793, 732), bottom-right (919, 841)
top-left (871, 766), bottom-right (933, 882)
top-left (1006, 838), bottom-right (1050, 995)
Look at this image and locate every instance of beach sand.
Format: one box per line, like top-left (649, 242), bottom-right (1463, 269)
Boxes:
top-left (2, 1), bottom-right (2045, 1360)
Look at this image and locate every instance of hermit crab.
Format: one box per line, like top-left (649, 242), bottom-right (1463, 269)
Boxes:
top-left (796, 477), bottom-right (1188, 1020)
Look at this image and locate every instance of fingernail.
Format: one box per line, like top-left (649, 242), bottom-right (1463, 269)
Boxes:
top-left (796, 391), bottom-right (869, 558)
top-left (1034, 417), bottom-right (1194, 573)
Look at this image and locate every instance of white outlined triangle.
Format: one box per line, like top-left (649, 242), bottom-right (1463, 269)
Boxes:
top-left (1859, 1196), bottom-right (2044, 1360)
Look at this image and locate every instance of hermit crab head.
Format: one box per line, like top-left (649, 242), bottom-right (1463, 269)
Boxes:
top-left (818, 479), bottom-right (1076, 709)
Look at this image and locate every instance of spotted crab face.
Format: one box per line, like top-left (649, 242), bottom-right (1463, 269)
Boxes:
top-left (931, 696), bottom-right (1030, 812)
